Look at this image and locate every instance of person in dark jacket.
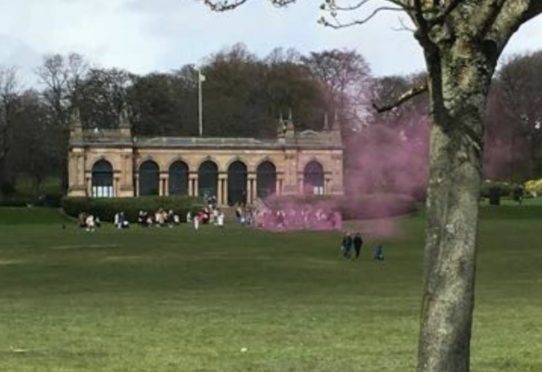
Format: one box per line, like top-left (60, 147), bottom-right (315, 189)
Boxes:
top-left (341, 232), bottom-right (353, 258)
top-left (353, 233), bottom-right (363, 259)
top-left (373, 245), bottom-right (384, 261)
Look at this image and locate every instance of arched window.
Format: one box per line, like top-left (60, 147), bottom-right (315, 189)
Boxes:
top-left (92, 160), bottom-right (113, 198)
top-left (169, 161), bottom-right (189, 196)
top-left (139, 160), bottom-right (160, 196)
top-left (303, 161), bottom-right (324, 195)
top-left (227, 161), bottom-right (247, 206)
top-left (198, 161), bottom-right (218, 199)
top-left (256, 161), bottom-right (276, 199)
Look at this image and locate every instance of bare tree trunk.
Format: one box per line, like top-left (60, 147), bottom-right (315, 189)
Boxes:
top-left (417, 51), bottom-right (493, 372)
top-left (0, 156), bottom-right (8, 190)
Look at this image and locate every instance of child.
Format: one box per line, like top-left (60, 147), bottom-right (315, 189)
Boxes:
top-left (373, 245), bottom-right (384, 261)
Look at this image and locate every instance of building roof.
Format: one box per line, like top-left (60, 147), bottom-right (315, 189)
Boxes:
top-left (71, 130), bottom-right (343, 150)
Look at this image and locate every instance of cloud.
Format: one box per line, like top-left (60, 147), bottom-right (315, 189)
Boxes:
top-left (0, 0), bottom-right (541, 85)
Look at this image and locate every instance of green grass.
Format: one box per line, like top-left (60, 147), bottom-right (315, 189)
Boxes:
top-left (0, 206), bottom-right (541, 371)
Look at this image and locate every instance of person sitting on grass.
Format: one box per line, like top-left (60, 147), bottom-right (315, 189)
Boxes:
top-left (85, 214), bottom-right (95, 232)
top-left (373, 245), bottom-right (384, 262)
top-left (78, 212), bottom-right (87, 228)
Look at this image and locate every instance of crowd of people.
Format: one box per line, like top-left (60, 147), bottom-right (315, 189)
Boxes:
top-left (75, 199), bottom-right (387, 262)
top-left (136, 209), bottom-right (180, 228)
top-left (76, 195), bottom-right (345, 234)
top-left (252, 204), bottom-right (342, 231)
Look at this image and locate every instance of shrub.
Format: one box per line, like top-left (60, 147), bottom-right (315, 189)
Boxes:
top-left (0, 182), bottom-right (16, 196)
top-left (524, 179), bottom-right (542, 196)
top-left (480, 180), bottom-right (517, 199)
top-left (0, 195), bottom-right (35, 207)
top-left (62, 196), bottom-right (205, 222)
top-left (264, 193), bottom-right (417, 220)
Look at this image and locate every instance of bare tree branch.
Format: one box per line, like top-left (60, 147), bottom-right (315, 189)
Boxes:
top-left (320, 5), bottom-right (406, 29)
top-left (202, 0), bottom-right (295, 11)
top-left (372, 80), bottom-right (428, 113)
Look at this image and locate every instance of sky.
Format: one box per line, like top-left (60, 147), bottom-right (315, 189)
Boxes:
top-left (1, 0), bottom-right (542, 87)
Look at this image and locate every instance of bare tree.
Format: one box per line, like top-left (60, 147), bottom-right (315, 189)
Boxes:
top-left (36, 53), bottom-right (89, 190)
top-left (497, 51), bottom-right (542, 178)
top-left (0, 67), bottom-right (20, 189)
top-left (302, 49), bottom-right (372, 132)
top-left (201, 1), bottom-right (542, 371)
top-left (36, 53), bottom-right (88, 127)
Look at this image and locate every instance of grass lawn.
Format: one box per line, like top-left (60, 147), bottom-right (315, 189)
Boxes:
top-left (0, 206), bottom-right (541, 371)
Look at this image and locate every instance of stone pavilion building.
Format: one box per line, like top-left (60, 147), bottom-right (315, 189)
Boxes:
top-left (67, 110), bottom-right (344, 206)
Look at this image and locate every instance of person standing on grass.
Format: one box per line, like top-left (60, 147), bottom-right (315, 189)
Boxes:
top-left (341, 232), bottom-right (353, 258)
top-left (353, 233), bottom-right (363, 259)
top-left (217, 210), bottom-right (224, 228)
top-left (194, 214), bottom-right (200, 230)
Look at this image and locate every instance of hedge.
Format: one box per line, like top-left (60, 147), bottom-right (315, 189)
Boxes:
top-left (0, 193), bottom-right (62, 207)
top-left (62, 196), bottom-right (205, 223)
top-left (524, 179), bottom-right (542, 196)
top-left (264, 193), bottom-right (417, 220)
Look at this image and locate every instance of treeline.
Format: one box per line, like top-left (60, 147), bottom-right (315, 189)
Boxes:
top-left (0, 43), bottom-right (541, 196)
top-left (0, 44), bottom-right (372, 194)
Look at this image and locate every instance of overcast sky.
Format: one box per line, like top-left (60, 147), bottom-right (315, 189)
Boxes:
top-left (1, 0), bottom-right (542, 86)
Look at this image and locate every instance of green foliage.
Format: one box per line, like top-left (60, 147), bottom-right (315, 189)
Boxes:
top-left (524, 179), bottom-right (542, 196)
top-left (0, 207), bottom-right (68, 225)
top-left (61, 196), bottom-right (205, 222)
top-left (0, 194), bottom-right (34, 207)
top-left (480, 180), bottom-right (519, 199)
top-left (265, 193), bottom-right (417, 220)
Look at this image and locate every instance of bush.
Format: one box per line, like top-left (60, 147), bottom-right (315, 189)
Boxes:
top-left (35, 193), bottom-right (63, 208)
top-left (62, 196), bottom-right (205, 223)
top-left (524, 179), bottom-right (542, 196)
top-left (264, 193), bottom-right (417, 220)
top-left (0, 195), bottom-right (35, 207)
top-left (480, 180), bottom-right (517, 199)
top-left (0, 193), bottom-right (63, 207)
top-left (0, 182), bottom-right (16, 195)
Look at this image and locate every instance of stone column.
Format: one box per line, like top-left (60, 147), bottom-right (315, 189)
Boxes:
top-left (218, 176), bottom-right (226, 206)
top-left (124, 154), bottom-right (131, 187)
top-left (134, 175), bottom-right (140, 197)
top-left (193, 176), bottom-right (199, 197)
top-left (298, 175), bottom-right (304, 194)
top-left (77, 154), bottom-right (85, 187)
top-left (223, 176), bottom-right (228, 206)
top-left (86, 176), bottom-right (92, 197)
top-left (162, 175), bottom-right (169, 196)
top-left (188, 176), bottom-right (194, 196)
top-left (248, 176), bottom-right (256, 204)
top-left (114, 177), bottom-right (119, 197)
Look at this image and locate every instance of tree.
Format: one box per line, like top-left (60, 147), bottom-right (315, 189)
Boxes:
top-left (77, 68), bottom-right (134, 129)
top-left (9, 90), bottom-right (53, 193)
top-left (301, 49), bottom-right (372, 132)
top-left (202, 1), bottom-right (542, 371)
top-left (0, 67), bottom-right (20, 191)
top-left (36, 53), bottom-right (89, 190)
top-left (128, 69), bottom-right (198, 136)
top-left (496, 51), bottom-right (542, 178)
